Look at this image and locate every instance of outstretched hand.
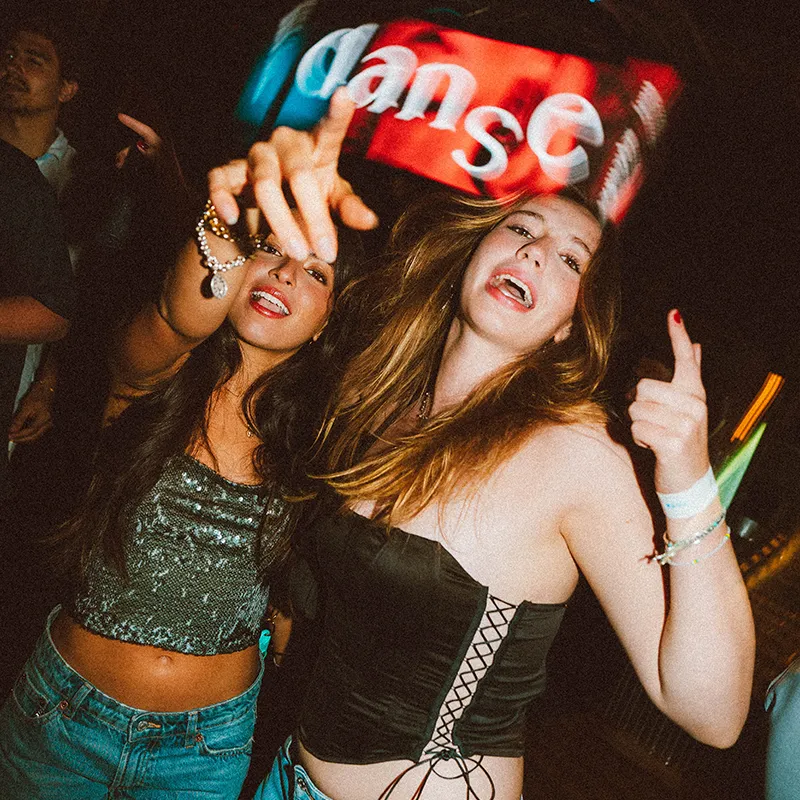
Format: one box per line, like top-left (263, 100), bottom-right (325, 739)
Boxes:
top-left (628, 310), bottom-right (710, 493)
top-left (207, 87), bottom-right (378, 264)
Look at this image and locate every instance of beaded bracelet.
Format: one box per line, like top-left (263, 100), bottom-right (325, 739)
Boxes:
top-left (196, 200), bottom-right (248, 299)
top-left (654, 510), bottom-right (726, 566)
top-left (201, 198), bottom-right (240, 242)
top-left (666, 531), bottom-right (731, 567)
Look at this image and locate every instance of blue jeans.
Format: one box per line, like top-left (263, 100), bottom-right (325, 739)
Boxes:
top-left (253, 736), bottom-right (333, 800)
top-left (0, 607), bottom-right (263, 799)
top-left (765, 656), bottom-right (800, 800)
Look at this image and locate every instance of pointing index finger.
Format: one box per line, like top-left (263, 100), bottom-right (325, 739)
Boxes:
top-left (312, 87), bottom-right (357, 167)
top-left (668, 309), bottom-right (703, 394)
top-left (117, 113), bottom-right (159, 144)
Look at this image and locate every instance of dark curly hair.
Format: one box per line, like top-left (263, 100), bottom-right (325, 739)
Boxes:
top-left (56, 225), bottom-right (370, 584)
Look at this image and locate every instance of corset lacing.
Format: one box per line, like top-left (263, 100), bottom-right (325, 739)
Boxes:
top-left (377, 750), bottom-right (495, 800)
top-left (377, 594), bottom-right (518, 800)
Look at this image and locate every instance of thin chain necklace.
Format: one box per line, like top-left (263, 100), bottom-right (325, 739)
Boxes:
top-left (221, 385), bottom-right (255, 438)
top-left (418, 390), bottom-right (432, 422)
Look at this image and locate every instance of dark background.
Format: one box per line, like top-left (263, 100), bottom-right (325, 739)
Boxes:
top-left (21, 0), bottom-right (797, 377)
top-left (2, 1), bottom-right (798, 797)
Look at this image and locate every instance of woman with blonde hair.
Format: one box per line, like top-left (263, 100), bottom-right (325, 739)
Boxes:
top-left (211, 90), bottom-right (755, 800)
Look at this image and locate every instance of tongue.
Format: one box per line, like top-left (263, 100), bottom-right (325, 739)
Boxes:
top-left (501, 281), bottom-right (525, 303)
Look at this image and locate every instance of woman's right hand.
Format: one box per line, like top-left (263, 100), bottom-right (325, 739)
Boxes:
top-left (8, 383), bottom-right (54, 444)
top-left (628, 310), bottom-right (710, 495)
top-left (208, 87), bottom-right (378, 265)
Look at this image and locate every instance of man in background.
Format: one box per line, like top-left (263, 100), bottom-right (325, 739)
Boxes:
top-left (0, 138), bottom-right (74, 489)
top-left (1, 17), bottom-right (79, 452)
top-left (0, 17), bottom-right (79, 196)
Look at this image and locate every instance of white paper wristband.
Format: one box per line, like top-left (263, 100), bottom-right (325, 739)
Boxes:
top-left (656, 466), bottom-right (719, 519)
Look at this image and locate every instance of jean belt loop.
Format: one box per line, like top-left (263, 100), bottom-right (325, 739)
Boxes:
top-left (185, 710), bottom-right (201, 749)
top-left (60, 681), bottom-right (92, 721)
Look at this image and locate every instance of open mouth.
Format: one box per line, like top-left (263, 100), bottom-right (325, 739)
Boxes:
top-left (489, 273), bottom-right (534, 309)
top-left (250, 289), bottom-right (290, 316)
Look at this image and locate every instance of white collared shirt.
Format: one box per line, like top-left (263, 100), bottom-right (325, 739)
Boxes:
top-left (35, 128), bottom-right (76, 198)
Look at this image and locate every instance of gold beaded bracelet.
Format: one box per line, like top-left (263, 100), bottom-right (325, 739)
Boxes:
top-left (201, 199), bottom-right (242, 244)
top-left (196, 200), bottom-right (249, 299)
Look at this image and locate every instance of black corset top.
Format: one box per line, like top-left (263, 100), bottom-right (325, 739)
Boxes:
top-left (298, 510), bottom-right (567, 767)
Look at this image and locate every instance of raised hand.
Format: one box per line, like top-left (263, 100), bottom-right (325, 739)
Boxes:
top-left (115, 112), bottom-right (166, 168)
top-left (629, 309), bottom-right (710, 494)
top-left (207, 87), bottom-right (378, 264)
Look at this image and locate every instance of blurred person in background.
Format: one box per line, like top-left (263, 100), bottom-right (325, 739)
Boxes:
top-left (765, 656), bottom-right (800, 800)
top-left (0, 137), bottom-right (74, 491)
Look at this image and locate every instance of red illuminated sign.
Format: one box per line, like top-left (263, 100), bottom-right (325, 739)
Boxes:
top-left (291, 19), bottom-right (682, 222)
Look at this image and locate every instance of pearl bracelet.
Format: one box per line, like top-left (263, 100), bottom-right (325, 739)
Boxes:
top-left (656, 466), bottom-right (719, 519)
top-left (195, 201), bottom-right (248, 299)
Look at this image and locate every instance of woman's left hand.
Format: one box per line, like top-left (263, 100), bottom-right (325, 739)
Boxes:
top-left (628, 309), bottom-right (710, 493)
top-left (115, 113), bottom-right (166, 168)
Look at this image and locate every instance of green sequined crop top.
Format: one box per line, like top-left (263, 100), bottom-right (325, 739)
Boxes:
top-left (69, 454), bottom-right (286, 655)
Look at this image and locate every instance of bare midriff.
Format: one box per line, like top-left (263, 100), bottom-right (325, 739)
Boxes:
top-left (298, 740), bottom-right (524, 800)
top-left (50, 610), bottom-right (260, 712)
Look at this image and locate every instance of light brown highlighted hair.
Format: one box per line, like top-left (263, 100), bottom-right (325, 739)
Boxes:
top-left (320, 191), bottom-right (621, 526)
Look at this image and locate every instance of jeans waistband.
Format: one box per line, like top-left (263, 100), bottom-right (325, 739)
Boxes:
top-left (282, 736), bottom-right (335, 800)
top-left (27, 606), bottom-right (264, 740)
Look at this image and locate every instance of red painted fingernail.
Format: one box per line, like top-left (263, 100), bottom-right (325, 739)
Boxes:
top-left (136, 139), bottom-right (149, 152)
top-left (673, 310), bottom-right (682, 324)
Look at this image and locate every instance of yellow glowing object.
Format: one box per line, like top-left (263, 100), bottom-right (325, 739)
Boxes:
top-left (731, 372), bottom-right (784, 442)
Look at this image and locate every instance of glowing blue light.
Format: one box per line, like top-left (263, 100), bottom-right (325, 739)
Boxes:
top-left (236, 33), bottom-right (307, 135)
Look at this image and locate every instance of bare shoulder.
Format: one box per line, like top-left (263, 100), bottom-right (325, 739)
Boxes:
top-left (508, 419), bottom-right (641, 504)
top-left (519, 419), bottom-right (632, 470)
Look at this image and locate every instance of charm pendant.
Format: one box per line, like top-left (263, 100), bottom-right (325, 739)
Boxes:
top-left (210, 272), bottom-right (228, 299)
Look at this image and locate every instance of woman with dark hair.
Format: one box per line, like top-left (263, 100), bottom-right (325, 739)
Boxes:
top-left (0, 107), bottom-right (375, 796)
top-left (207, 90), bottom-right (754, 800)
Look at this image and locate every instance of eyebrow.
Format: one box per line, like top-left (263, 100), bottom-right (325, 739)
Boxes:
top-left (507, 209), bottom-right (594, 257)
top-left (308, 252), bottom-right (334, 266)
top-left (23, 47), bottom-right (52, 61)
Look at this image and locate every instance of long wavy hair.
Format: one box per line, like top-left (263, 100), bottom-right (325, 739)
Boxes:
top-left (321, 191), bottom-right (620, 526)
top-left (56, 225), bottom-right (369, 582)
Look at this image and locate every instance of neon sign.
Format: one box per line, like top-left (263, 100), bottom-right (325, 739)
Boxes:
top-left (241, 18), bottom-right (682, 221)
